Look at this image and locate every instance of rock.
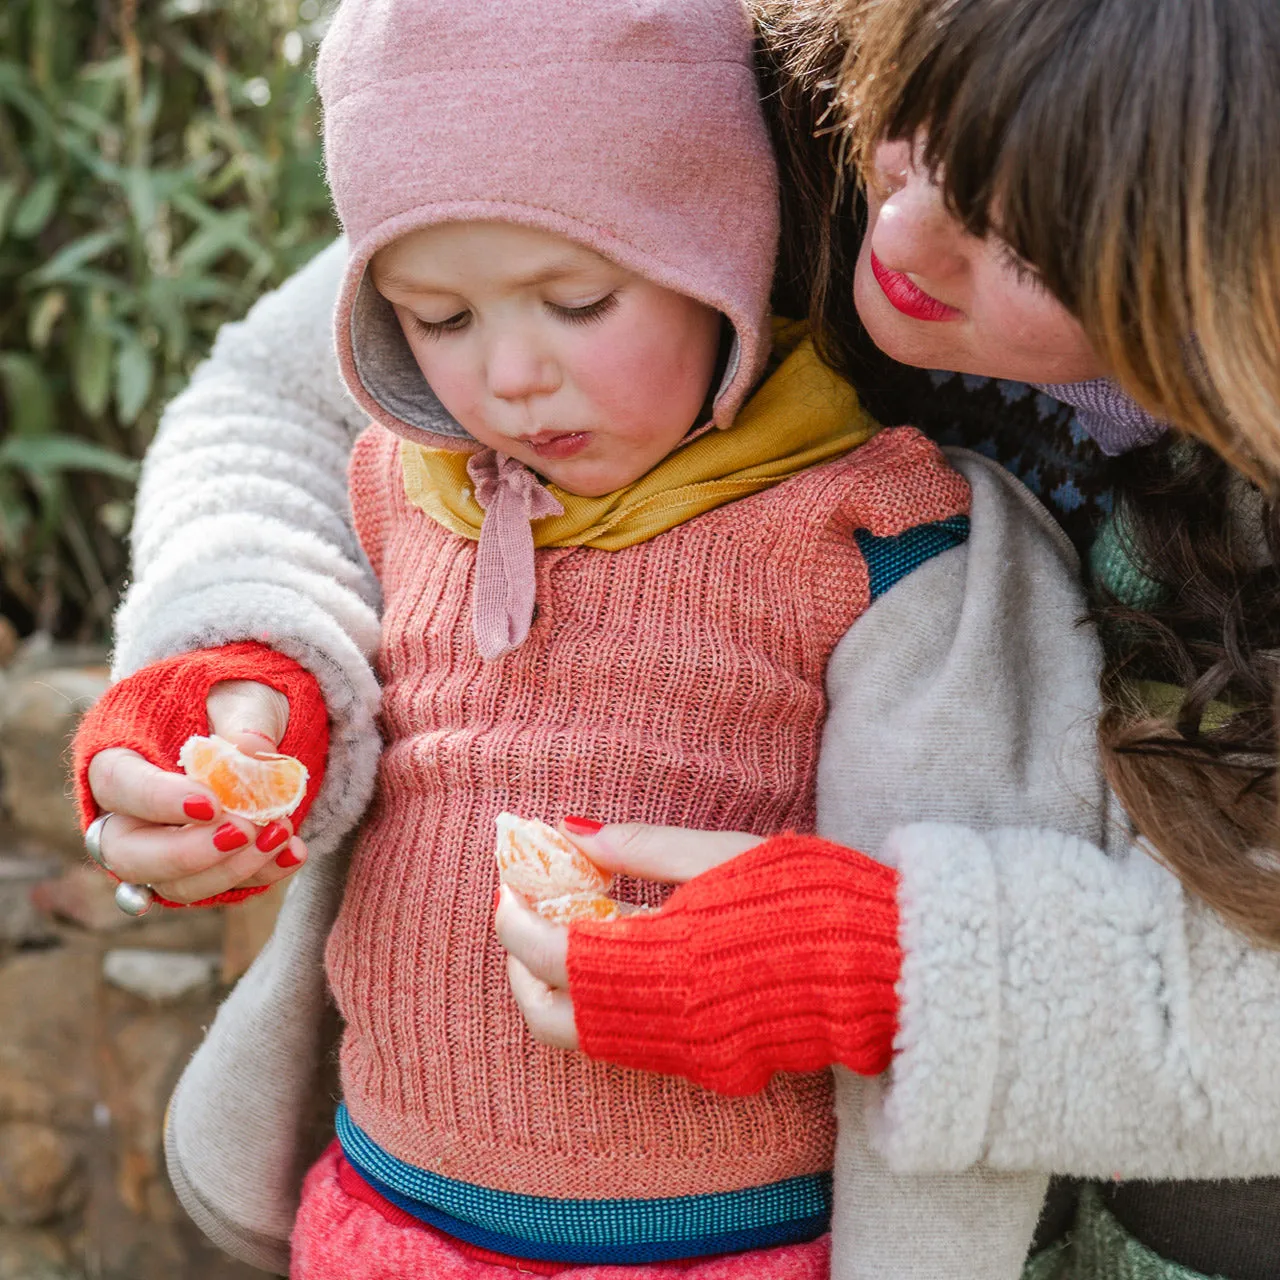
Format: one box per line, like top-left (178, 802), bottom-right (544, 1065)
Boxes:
top-left (0, 1225), bottom-right (77, 1280)
top-left (102, 950), bottom-right (218, 1003)
top-left (30, 865), bottom-right (140, 934)
top-left (0, 856), bottom-right (59, 944)
top-left (0, 1122), bottom-right (82, 1226)
top-left (0, 948), bottom-right (98, 1129)
top-left (0, 666), bottom-right (109, 856)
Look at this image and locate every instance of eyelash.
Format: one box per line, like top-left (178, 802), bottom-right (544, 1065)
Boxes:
top-left (410, 292), bottom-right (620, 340)
top-left (998, 246), bottom-right (1046, 292)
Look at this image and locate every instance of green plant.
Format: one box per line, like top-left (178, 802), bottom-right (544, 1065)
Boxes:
top-left (0, 0), bottom-right (336, 641)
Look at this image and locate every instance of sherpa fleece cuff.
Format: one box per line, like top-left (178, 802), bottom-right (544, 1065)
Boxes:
top-left (566, 833), bottom-right (903, 1095)
top-left (72, 642), bottom-right (329, 908)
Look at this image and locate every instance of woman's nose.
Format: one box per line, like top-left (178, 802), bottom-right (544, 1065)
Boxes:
top-left (869, 147), bottom-right (969, 280)
top-left (486, 333), bottom-right (560, 402)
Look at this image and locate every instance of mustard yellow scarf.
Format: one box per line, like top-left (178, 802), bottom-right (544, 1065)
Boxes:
top-left (401, 321), bottom-right (878, 551)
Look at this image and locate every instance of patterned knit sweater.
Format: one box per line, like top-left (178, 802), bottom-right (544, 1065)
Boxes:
top-left (327, 422), bottom-right (968, 1207)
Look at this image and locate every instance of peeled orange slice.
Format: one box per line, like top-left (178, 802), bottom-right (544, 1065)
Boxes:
top-left (179, 734), bottom-right (308, 823)
top-left (494, 812), bottom-right (616, 922)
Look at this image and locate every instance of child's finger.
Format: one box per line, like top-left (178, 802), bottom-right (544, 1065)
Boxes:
top-left (556, 820), bottom-right (762, 884)
top-left (506, 955), bottom-right (578, 1051)
top-left (87, 747), bottom-right (222, 827)
top-left (493, 885), bottom-right (570, 988)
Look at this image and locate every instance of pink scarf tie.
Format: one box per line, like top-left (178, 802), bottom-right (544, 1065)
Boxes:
top-left (467, 450), bottom-right (564, 660)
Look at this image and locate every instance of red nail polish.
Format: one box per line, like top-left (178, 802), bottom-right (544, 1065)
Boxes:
top-left (493, 887), bottom-right (502, 913)
top-left (213, 823), bottom-right (249, 852)
top-left (562, 815), bottom-right (604, 836)
top-left (256, 821), bottom-right (290, 853)
top-left (275, 847), bottom-right (302, 869)
top-left (183, 795), bottom-right (215, 822)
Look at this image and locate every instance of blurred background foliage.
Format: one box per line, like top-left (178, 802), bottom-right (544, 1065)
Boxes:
top-left (0, 0), bottom-right (336, 643)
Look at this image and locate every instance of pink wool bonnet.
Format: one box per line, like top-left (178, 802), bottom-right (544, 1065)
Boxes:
top-left (316, 0), bottom-right (781, 448)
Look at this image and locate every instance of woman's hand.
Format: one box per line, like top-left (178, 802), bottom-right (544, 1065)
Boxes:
top-left (86, 680), bottom-right (309, 904)
top-left (494, 820), bottom-right (762, 1049)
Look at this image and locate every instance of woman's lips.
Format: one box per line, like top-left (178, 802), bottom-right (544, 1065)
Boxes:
top-left (524, 431), bottom-right (591, 459)
top-left (870, 252), bottom-right (963, 322)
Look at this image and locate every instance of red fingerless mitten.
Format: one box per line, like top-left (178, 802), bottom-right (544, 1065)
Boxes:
top-left (71, 642), bottom-right (329, 907)
top-left (567, 833), bottom-right (902, 1094)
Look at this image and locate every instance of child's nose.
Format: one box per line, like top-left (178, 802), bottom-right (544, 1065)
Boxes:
top-left (486, 334), bottom-right (560, 402)
top-left (871, 163), bottom-right (969, 281)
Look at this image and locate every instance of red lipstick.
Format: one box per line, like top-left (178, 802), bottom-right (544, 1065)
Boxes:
top-left (870, 252), bottom-right (962, 322)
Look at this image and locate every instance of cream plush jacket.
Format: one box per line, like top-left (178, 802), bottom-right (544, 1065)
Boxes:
top-left (111, 241), bottom-right (1280, 1276)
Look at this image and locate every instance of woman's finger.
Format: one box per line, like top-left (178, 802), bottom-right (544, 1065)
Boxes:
top-left (506, 955), bottom-right (578, 1050)
top-left (493, 885), bottom-right (570, 988)
top-left (556, 820), bottom-right (762, 884)
top-left (158, 835), bottom-right (309, 903)
top-left (97, 811), bottom-right (260, 887)
top-left (206, 680), bottom-right (291, 753)
top-left (88, 748), bottom-right (221, 827)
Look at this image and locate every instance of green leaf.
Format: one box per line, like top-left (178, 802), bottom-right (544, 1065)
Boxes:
top-left (27, 228), bottom-right (123, 286)
top-left (0, 352), bottom-right (56, 437)
top-left (27, 289), bottom-right (67, 350)
top-left (11, 175), bottom-right (61, 239)
top-left (72, 295), bottom-right (113, 418)
top-left (0, 434), bottom-right (140, 482)
top-left (114, 337), bottom-right (154, 425)
top-left (0, 177), bottom-right (20, 240)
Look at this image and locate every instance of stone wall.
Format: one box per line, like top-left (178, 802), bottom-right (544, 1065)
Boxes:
top-left (0, 638), bottom-right (265, 1279)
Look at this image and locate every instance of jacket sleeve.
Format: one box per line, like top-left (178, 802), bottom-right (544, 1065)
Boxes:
top-left (109, 236), bottom-right (383, 852)
top-left (105, 240), bottom-right (383, 1273)
top-left (815, 448), bottom-right (1111, 1280)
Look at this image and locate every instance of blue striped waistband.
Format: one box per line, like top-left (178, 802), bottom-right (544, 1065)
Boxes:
top-left (336, 1104), bottom-right (832, 1265)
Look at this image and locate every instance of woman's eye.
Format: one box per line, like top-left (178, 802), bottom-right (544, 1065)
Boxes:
top-left (412, 311), bottom-right (470, 339)
top-left (997, 245), bottom-right (1046, 292)
top-left (548, 293), bottom-right (620, 325)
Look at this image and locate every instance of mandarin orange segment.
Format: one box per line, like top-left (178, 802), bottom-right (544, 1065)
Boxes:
top-left (178, 734), bottom-right (309, 823)
top-left (533, 893), bottom-right (621, 925)
top-left (494, 811), bottom-right (612, 904)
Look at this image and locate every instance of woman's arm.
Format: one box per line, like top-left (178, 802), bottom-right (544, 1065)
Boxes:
top-left (107, 236), bottom-right (382, 854)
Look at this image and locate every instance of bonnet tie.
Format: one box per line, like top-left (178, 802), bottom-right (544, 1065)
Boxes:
top-left (467, 449), bottom-right (564, 661)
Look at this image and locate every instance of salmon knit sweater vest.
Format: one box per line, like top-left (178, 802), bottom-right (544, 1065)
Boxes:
top-left (327, 423), bottom-right (970, 1201)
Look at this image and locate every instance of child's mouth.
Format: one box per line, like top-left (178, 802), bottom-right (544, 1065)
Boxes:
top-left (523, 431), bottom-right (591, 459)
top-left (870, 252), bottom-right (963, 322)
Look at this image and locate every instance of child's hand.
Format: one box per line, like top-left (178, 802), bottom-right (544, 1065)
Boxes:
top-left (85, 680), bottom-right (308, 904)
top-left (494, 820), bottom-right (762, 1048)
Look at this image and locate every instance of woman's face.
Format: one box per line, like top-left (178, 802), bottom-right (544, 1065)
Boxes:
top-left (854, 140), bottom-right (1106, 383)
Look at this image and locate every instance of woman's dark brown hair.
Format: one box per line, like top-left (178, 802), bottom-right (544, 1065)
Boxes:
top-left (755, 0), bottom-right (1280, 942)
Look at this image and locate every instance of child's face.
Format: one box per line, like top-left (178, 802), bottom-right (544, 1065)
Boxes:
top-left (854, 140), bottom-right (1105, 384)
top-left (372, 223), bottom-right (723, 497)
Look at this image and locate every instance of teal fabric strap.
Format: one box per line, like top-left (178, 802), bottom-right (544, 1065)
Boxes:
top-left (336, 1104), bottom-right (831, 1251)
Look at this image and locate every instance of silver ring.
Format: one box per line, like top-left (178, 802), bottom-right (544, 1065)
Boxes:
top-left (85, 814), bottom-right (155, 916)
top-left (84, 812), bottom-right (115, 870)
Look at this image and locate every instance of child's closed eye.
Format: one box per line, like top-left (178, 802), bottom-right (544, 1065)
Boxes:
top-left (411, 311), bottom-right (470, 339)
top-left (546, 292), bottom-right (620, 325)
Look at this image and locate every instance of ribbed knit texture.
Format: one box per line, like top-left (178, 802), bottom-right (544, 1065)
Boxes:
top-left (71, 642), bottom-right (330, 906)
top-left (568, 835), bottom-right (902, 1095)
top-left (326, 422), bottom-right (969, 1204)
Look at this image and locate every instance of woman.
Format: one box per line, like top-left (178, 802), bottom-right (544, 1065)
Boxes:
top-left (77, 1), bottom-right (1280, 1277)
